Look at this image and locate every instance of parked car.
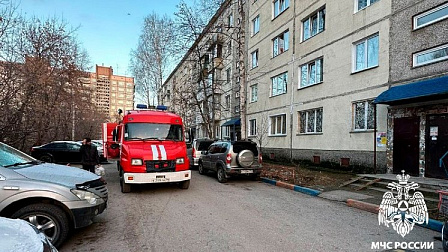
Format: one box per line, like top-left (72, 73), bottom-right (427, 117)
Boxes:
top-left (0, 216), bottom-right (58, 252)
top-left (198, 140), bottom-right (262, 182)
top-left (187, 138), bottom-right (214, 168)
top-left (0, 142), bottom-right (108, 248)
top-left (31, 141), bottom-right (83, 163)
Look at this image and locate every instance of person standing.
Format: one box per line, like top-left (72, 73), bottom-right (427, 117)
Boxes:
top-left (80, 137), bottom-right (99, 173)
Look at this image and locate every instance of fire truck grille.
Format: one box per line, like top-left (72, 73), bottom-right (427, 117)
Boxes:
top-left (145, 160), bottom-right (176, 173)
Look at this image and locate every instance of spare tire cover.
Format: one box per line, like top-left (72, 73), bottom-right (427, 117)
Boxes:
top-left (237, 150), bottom-right (254, 168)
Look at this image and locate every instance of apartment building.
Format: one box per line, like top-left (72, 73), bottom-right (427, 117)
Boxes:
top-left (162, 0), bottom-right (245, 141)
top-left (246, 0), bottom-right (390, 170)
top-left (82, 65), bottom-right (135, 122)
top-left (375, 0), bottom-right (448, 178)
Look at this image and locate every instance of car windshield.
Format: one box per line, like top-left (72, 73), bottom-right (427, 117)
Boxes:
top-left (0, 142), bottom-right (35, 167)
top-left (125, 123), bottom-right (183, 141)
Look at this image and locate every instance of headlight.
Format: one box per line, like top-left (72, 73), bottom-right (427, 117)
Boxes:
top-left (71, 189), bottom-right (100, 205)
top-left (176, 158), bottom-right (185, 164)
top-left (131, 159), bottom-right (143, 166)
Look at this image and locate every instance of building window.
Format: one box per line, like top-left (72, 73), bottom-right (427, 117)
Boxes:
top-left (235, 90), bottom-right (240, 98)
top-left (227, 13), bottom-right (233, 28)
top-left (356, 0), bottom-right (379, 12)
top-left (271, 72), bottom-right (287, 96)
top-left (273, 30), bottom-right (289, 57)
top-left (353, 34), bottom-right (379, 72)
top-left (249, 119), bottom-right (257, 136)
top-left (299, 108), bottom-right (323, 134)
top-left (250, 84), bottom-right (258, 102)
top-left (225, 95), bottom-right (230, 110)
top-left (227, 40), bottom-right (232, 55)
top-left (413, 43), bottom-right (448, 67)
top-left (234, 105), bottom-right (240, 113)
top-left (302, 8), bottom-right (325, 41)
top-left (223, 126), bottom-right (230, 137)
top-left (226, 68), bottom-right (231, 83)
top-left (300, 58), bottom-right (323, 88)
top-left (251, 50), bottom-right (259, 69)
top-left (252, 15), bottom-right (260, 35)
top-left (270, 114), bottom-right (286, 135)
top-left (216, 126), bottom-right (220, 139)
top-left (413, 3), bottom-right (448, 30)
top-left (273, 0), bottom-right (289, 18)
top-left (353, 100), bottom-right (374, 131)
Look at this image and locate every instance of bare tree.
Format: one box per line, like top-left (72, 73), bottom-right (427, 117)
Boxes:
top-left (130, 12), bottom-right (177, 106)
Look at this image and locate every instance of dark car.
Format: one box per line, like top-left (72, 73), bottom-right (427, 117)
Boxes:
top-left (187, 138), bottom-right (214, 168)
top-left (198, 140), bottom-right (262, 182)
top-left (0, 142), bottom-right (108, 248)
top-left (31, 141), bottom-right (83, 163)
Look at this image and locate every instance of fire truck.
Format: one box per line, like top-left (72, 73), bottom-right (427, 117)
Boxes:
top-left (102, 105), bottom-right (191, 193)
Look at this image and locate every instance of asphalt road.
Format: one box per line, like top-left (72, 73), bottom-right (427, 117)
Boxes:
top-left (60, 163), bottom-right (443, 252)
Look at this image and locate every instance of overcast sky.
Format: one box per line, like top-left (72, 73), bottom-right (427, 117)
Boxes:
top-left (18, 0), bottom-right (189, 76)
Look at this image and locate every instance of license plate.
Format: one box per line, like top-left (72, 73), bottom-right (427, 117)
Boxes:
top-left (240, 170), bottom-right (253, 174)
top-left (154, 178), bottom-right (169, 182)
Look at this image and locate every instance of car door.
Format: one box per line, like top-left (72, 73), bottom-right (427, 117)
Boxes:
top-left (47, 143), bottom-right (67, 163)
top-left (202, 144), bottom-right (217, 170)
top-left (66, 143), bottom-right (82, 163)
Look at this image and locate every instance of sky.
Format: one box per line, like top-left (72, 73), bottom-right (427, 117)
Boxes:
top-left (17, 0), bottom-right (188, 76)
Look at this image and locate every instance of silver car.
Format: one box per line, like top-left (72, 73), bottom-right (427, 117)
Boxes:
top-left (0, 142), bottom-right (108, 248)
top-left (187, 138), bottom-right (214, 168)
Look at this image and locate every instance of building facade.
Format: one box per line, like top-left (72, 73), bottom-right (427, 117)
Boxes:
top-left (246, 0), bottom-right (389, 170)
top-left (375, 0), bottom-right (448, 178)
top-left (83, 65), bottom-right (135, 122)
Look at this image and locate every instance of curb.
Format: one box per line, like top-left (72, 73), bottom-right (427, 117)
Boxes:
top-left (260, 177), bottom-right (321, 196)
top-left (260, 177), bottom-right (443, 233)
top-left (346, 199), bottom-right (443, 233)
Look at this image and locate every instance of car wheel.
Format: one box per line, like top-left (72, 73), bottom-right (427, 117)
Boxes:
top-left (198, 163), bottom-right (207, 175)
top-left (11, 203), bottom-right (69, 248)
top-left (40, 154), bottom-right (54, 163)
top-left (179, 180), bottom-right (190, 189)
top-left (237, 150), bottom-right (254, 168)
top-left (120, 169), bottom-right (131, 193)
top-left (217, 167), bottom-right (227, 183)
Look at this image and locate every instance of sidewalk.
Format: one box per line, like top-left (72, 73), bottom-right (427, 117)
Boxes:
top-left (260, 177), bottom-right (444, 233)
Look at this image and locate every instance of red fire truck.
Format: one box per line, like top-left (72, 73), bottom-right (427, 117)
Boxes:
top-left (102, 105), bottom-right (191, 193)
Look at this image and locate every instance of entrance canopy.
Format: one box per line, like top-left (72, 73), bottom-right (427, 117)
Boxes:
top-left (374, 75), bottom-right (448, 105)
top-left (221, 118), bottom-right (240, 126)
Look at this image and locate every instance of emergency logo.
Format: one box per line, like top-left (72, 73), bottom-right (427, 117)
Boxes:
top-left (378, 170), bottom-right (428, 237)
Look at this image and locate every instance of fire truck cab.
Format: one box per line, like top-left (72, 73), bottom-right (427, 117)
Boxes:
top-left (102, 106), bottom-right (191, 193)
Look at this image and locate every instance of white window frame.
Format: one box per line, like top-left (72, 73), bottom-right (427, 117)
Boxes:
top-left (251, 50), bottom-right (259, 69)
top-left (273, 0), bottom-right (289, 18)
top-left (252, 15), bottom-right (260, 35)
top-left (225, 95), bottom-right (230, 110)
top-left (302, 8), bottom-right (325, 41)
top-left (223, 126), bottom-right (230, 138)
top-left (299, 58), bottom-right (323, 88)
top-left (271, 72), bottom-right (288, 97)
top-left (352, 34), bottom-right (379, 72)
top-left (299, 108), bottom-right (323, 134)
top-left (250, 84), bottom-right (258, 102)
top-left (269, 114), bottom-right (287, 136)
top-left (272, 30), bottom-right (289, 57)
top-left (249, 119), bottom-right (257, 136)
top-left (352, 100), bottom-right (374, 131)
top-left (355, 0), bottom-right (379, 12)
top-left (413, 3), bottom-right (448, 30)
top-left (413, 43), bottom-right (448, 67)
top-left (227, 13), bottom-right (233, 28)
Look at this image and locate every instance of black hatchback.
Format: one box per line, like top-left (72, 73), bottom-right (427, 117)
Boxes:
top-left (31, 141), bottom-right (82, 163)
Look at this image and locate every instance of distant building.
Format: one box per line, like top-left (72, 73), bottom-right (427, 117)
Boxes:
top-left (82, 65), bottom-right (135, 121)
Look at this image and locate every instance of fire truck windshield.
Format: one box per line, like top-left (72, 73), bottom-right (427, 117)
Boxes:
top-left (124, 123), bottom-right (183, 141)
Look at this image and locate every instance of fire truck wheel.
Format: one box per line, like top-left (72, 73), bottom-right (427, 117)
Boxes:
top-left (217, 167), bottom-right (227, 183)
top-left (40, 154), bottom-right (54, 163)
top-left (120, 170), bottom-right (131, 193)
top-left (179, 180), bottom-right (190, 189)
top-left (198, 163), bottom-right (207, 175)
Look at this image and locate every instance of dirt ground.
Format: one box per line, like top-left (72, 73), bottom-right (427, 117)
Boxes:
top-left (260, 161), bottom-right (356, 191)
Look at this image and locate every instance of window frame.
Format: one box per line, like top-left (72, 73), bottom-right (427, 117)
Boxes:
top-left (249, 119), bottom-right (257, 136)
top-left (250, 84), bottom-right (258, 102)
top-left (252, 15), bottom-right (260, 35)
top-left (272, 30), bottom-right (289, 57)
top-left (302, 7), bottom-right (326, 41)
top-left (299, 57), bottom-right (323, 88)
top-left (273, 0), bottom-right (289, 18)
top-left (413, 2), bottom-right (448, 30)
top-left (271, 72), bottom-right (288, 97)
top-left (269, 114), bottom-right (287, 136)
top-left (352, 100), bottom-right (374, 131)
top-left (251, 50), bottom-right (259, 69)
top-left (355, 0), bottom-right (379, 12)
top-left (352, 34), bottom-right (379, 73)
top-left (298, 108), bottom-right (323, 134)
top-left (412, 43), bottom-right (448, 67)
